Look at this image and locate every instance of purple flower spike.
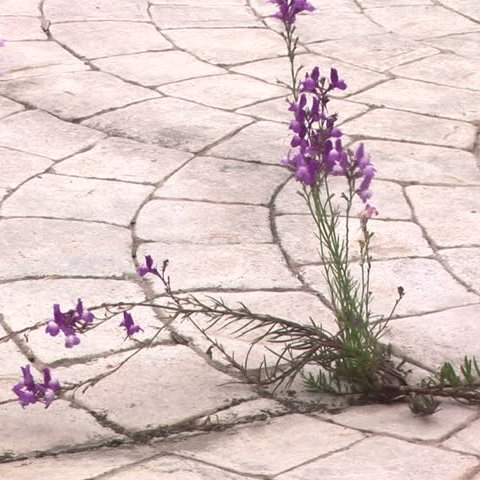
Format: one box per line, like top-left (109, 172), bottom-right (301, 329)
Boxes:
top-left (12, 366), bottom-right (60, 408)
top-left (270, 0), bottom-right (315, 24)
top-left (330, 68), bottom-right (347, 90)
top-left (138, 255), bottom-right (160, 277)
top-left (120, 311), bottom-right (143, 338)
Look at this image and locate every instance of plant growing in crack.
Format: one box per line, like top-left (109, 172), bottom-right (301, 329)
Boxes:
top-left (4, 0), bottom-right (480, 416)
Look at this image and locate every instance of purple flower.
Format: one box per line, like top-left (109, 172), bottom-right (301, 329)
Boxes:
top-left (120, 311), bottom-right (143, 338)
top-left (353, 143), bottom-right (376, 204)
top-left (270, 0), bottom-right (315, 24)
top-left (12, 366), bottom-right (60, 408)
top-left (360, 204), bottom-right (378, 225)
top-left (330, 68), bottom-right (347, 90)
top-left (138, 255), bottom-right (159, 277)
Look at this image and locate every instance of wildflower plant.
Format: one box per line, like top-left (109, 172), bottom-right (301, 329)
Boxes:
top-left (4, 0), bottom-right (480, 416)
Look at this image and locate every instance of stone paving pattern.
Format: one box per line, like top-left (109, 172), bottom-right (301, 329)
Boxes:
top-left (1, 0), bottom-right (480, 478)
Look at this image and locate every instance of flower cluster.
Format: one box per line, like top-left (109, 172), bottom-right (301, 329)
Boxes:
top-left (270, 0), bottom-right (315, 24)
top-left (46, 299), bottom-right (94, 348)
top-left (12, 366), bottom-right (60, 408)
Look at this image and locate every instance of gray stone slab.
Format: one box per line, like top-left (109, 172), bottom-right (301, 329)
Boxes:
top-left (365, 5), bottom-right (479, 40)
top-left (363, 141), bottom-right (480, 184)
top-left (83, 98), bottom-right (251, 152)
top-left (166, 414), bottom-right (364, 476)
top-left (3, 174), bottom-right (153, 225)
top-left (301, 258), bottom-right (477, 318)
top-left (352, 78), bottom-right (480, 121)
top-left (276, 436), bottom-right (477, 480)
top-left (166, 28), bottom-right (285, 65)
top-left (93, 51), bottom-right (225, 87)
top-left (0, 41), bottom-right (88, 80)
top-left (50, 21), bottom-right (172, 59)
top-left (0, 110), bottom-right (104, 160)
top-left (151, 5), bottom-right (259, 28)
top-left (309, 33), bottom-right (438, 72)
top-left (0, 218), bottom-right (132, 279)
top-left (0, 71), bottom-right (159, 121)
top-left (136, 200), bottom-right (272, 243)
top-left (440, 247), bottom-right (480, 293)
top-left (0, 445), bottom-right (157, 480)
top-left (75, 345), bottom-right (256, 432)
top-left (0, 96), bottom-right (24, 119)
top-left (54, 137), bottom-right (192, 184)
top-left (0, 399), bottom-right (121, 457)
top-left (342, 108), bottom-right (476, 149)
top-left (443, 418), bottom-right (480, 455)
top-left (156, 156), bottom-right (288, 204)
top-left (0, 147), bottom-right (52, 190)
top-left (407, 186), bottom-right (480, 247)
top-left (425, 32), bottom-right (480, 60)
top-left (44, 0), bottom-right (149, 21)
top-left (137, 242), bottom-right (300, 290)
top-left (385, 305), bottom-right (480, 369)
top-left (158, 74), bottom-right (287, 110)
top-left (0, 16), bottom-right (46, 41)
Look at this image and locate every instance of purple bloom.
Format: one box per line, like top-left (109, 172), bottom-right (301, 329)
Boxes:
top-left (120, 311), bottom-right (143, 338)
top-left (12, 366), bottom-right (60, 408)
top-left (330, 68), bottom-right (347, 90)
top-left (138, 254), bottom-right (159, 277)
top-left (270, 0), bottom-right (315, 24)
top-left (360, 204), bottom-right (378, 225)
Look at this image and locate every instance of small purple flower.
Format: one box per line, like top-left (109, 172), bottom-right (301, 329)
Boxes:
top-left (138, 255), bottom-right (159, 277)
top-left (120, 311), bottom-right (143, 338)
top-left (330, 68), bottom-right (347, 91)
top-left (12, 366), bottom-right (60, 408)
top-left (270, 0), bottom-right (315, 24)
top-left (360, 204), bottom-right (378, 225)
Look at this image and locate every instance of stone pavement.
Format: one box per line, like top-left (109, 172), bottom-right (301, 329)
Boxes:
top-left (1, 0), bottom-right (480, 478)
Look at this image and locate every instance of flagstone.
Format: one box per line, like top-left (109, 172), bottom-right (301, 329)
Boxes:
top-left (342, 108), bottom-right (476, 149)
top-left (0, 71), bottom-right (158, 121)
top-left (0, 96), bottom-right (24, 119)
top-left (50, 22), bottom-right (172, 59)
top-left (93, 51), bottom-right (225, 87)
top-left (156, 156), bottom-right (288, 204)
top-left (443, 418), bottom-right (480, 455)
top-left (439, 248), bottom-right (480, 293)
top-left (0, 16), bottom-right (46, 41)
top-left (83, 98), bottom-right (251, 152)
top-left (438, 0), bottom-right (480, 21)
top-left (0, 0), bottom-right (42, 16)
top-left (425, 32), bottom-right (480, 60)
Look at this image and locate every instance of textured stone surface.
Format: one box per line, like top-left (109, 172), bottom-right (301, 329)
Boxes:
top-left (443, 418), bottom-right (480, 455)
top-left (156, 156), bottom-right (289, 204)
top-left (83, 98), bottom-right (251, 152)
top-left (0, 16), bottom-right (46, 41)
top-left (0, 0), bottom-right (41, 15)
top-left (168, 414), bottom-right (364, 475)
top-left (136, 200), bottom-right (272, 243)
top-left (342, 109), bottom-right (476, 149)
top-left (0, 71), bottom-right (159, 120)
top-left (76, 346), bottom-right (256, 432)
top-left (54, 137), bottom-right (192, 184)
top-left (425, 32), bottom-right (480, 59)
top-left (440, 248), bottom-right (480, 293)
top-left (276, 436), bottom-right (478, 479)
top-left (0, 96), bottom-right (24, 119)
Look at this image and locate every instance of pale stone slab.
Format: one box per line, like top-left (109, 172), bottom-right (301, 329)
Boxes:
top-left (439, 0), bottom-right (480, 21)
top-left (359, 0), bottom-right (434, 6)
top-left (0, 147), bottom-right (52, 190)
top-left (232, 53), bottom-right (387, 97)
top-left (0, 0), bottom-right (41, 15)
top-left (83, 98), bottom-right (251, 153)
top-left (443, 418), bottom-right (480, 455)
top-left (152, 0), bottom-right (244, 3)
top-left (0, 445), bottom-right (157, 480)
top-left (364, 141), bottom-right (480, 184)
top-left (0, 399), bottom-right (120, 457)
top-left (54, 137), bottom-right (192, 184)
top-left (167, 414), bottom-right (363, 476)
top-left (137, 243), bottom-right (300, 290)
top-left (0, 16), bottom-right (46, 41)
top-left (0, 219), bottom-right (132, 279)
top-left (0, 96), bottom-right (23, 119)
top-left (209, 121), bottom-right (291, 165)
top-left (342, 108), bottom-right (476, 149)
top-left (392, 54), bottom-right (480, 91)
top-left (93, 51), bottom-right (225, 87)
top-left (440, 248), bottom-right (480, 293)
top-left (159, 74), bottom-right (287, 110)
top-left (103, 456), bottom-right (250, 480)
top-left (319, 403), bottom-right (475, 441)
top-left (301, 258), bottom-right (477, 317)
top-left (50, 22), bottom-right (171, 59)
top-left (407, 186), bottom-right (480, 247)
top-left (136, 200), bottom-right (272, 243)
top-left (3, 174), bottom-right (153, 225)
top-left (0, 41), bottom-right (88, 80)
top-left (425, 32), bottom-right (480, 60)
top-left (0, 71), bottom-right (158, 121)
top-left (385, 305), bottom-right (480, 368)
top-left (366, 6), bottom-right (479, 40)
top-left (276, 215), bottom-right (432, 265)
top-left (151, 6), bottom-right (259, 28)
top-left (156, 157), bottom-right (289, 204)
top-left (0, 279), bottom-right (168, 364)
top-left (44, 0), bottom-right (149, 21)
top-left (352, 78), bottom-right (480, 121)
top-left (75, 346), bottom-right (256, 432)
top-left (0, 110), bottom-right (104, 160)
top-left (309, 33), bottom-right (438, 72)
top-left (276, 436), bottom-right (477, 480)
top-left (166, 28), bottom-right (285, 65)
